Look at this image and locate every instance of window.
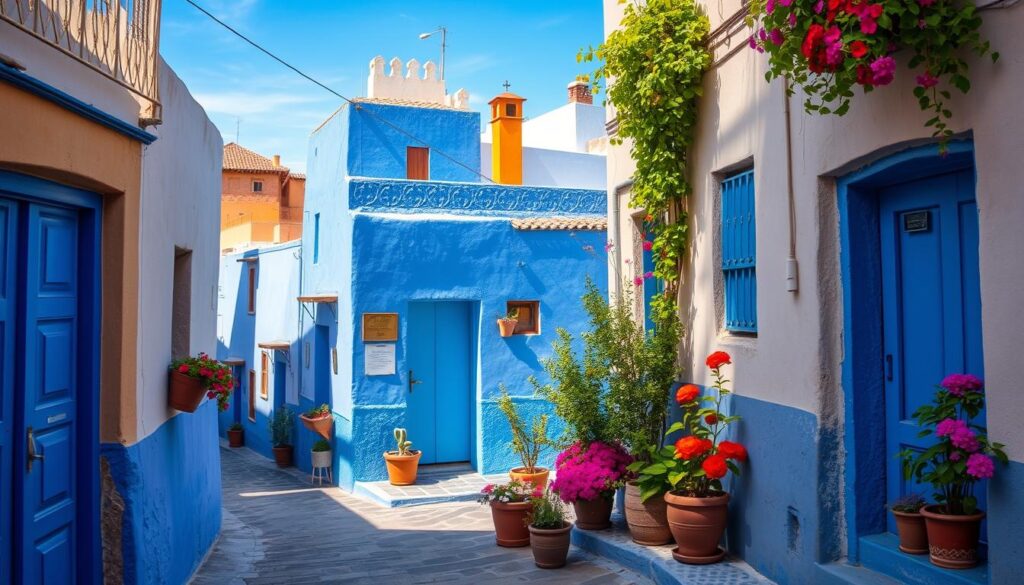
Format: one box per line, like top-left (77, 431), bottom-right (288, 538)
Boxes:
top-left (721, 168), bottom-right (757, 333)
top-left (248, 370), bottom-right (256, 421)
top-left (171, 247), bottom-right (192, 359)
top-left (260, 352), bottom-right (269, 400)
top-left (407, 146), bottom-right (429, 180)
top-left (247, 264), bottom-right (256, 314)
top-left (313, 213), bottom-right (321, 264)
top-left (252, 180), bottom-right (263, 193)
top-left (506, 301), bottom-right (540, 335)
top-left (505, 103), bottom-right (517, 117)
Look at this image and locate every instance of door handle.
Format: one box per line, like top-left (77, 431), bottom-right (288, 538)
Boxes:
top-left (408, 370), bottom-right (423, 393)
top-left (26, 426), bottom-right (44, 472)
top-left (885, 354), bottom-right (893, 382)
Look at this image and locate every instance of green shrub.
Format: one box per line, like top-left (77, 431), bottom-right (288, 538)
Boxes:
top-left (268, 407), bottom-right (294, 447)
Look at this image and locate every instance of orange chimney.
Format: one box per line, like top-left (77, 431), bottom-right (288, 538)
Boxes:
top-left (489, 92), bottom-right (526, 185)
top-left (272, 154), bottom-right (281, 168)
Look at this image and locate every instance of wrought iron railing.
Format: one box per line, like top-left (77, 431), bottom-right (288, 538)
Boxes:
top-left (0, 0), bottom-right (162, 121)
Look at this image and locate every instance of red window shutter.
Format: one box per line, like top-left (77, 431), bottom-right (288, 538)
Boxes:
top-left (407, 147), bottom-right (429, 180)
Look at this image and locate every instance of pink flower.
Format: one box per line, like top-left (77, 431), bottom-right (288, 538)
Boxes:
top-left (604, 241), bottom-right (615, 252)
top-left (643, 271), bottom-right (653, 280)
top-left (824, 26), bottom-right (844, 66)
top-left (966, 453), bottom-right (995, 479)
top-left (936, 418), bottom-right (967, 438)
top-left (482, 484), bottom-right (494, 494)
top-left (870, 56), bottom-right (896, 86)
top-left (951, 428), bottom-right (980, 453)
top-left (769, 28), bottom-right (784, 46)
top-left (918, 0), bottom-right (935, 5)
top-left (814, 0), bottom-right (824, 12)
top-left (766, 0), bottom-right (776, 13)
top-left (642, 240), bottom-right (653, 251)
top-left (949, 451), bottom-right (962, 462)
top-left (633, 276), bottom-right (643, 286)
top-left (941, 374), bottom-right (983, 397)
top-left (788, 12), bottom-right (797, 27)
top-left (748, 34), bottom-right (758, 50)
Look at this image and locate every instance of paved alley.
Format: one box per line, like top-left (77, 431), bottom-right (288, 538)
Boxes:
top-left (191, 446), bottom-right (651, 585)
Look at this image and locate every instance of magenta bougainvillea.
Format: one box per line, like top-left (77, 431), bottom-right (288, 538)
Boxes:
top-left (550, 441), bottom-right (632, 503)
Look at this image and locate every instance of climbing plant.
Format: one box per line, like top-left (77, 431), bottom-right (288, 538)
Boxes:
top-left (580, 0), bottom-right (711, 323)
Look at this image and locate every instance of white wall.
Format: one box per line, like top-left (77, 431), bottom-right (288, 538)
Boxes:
top-left (135, 61), bottom-right (223, 439)
top-left (481, 142), bottom-right (607, 190)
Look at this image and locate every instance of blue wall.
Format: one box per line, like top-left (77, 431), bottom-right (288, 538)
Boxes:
top-left (100, 401), bottom-right (222, 585)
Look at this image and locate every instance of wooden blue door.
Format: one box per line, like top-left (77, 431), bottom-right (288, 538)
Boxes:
top-left (0, 198), bottom-right (20, 585)
top-left (880, 169), bottom-right (984, 532)
top-left (406, 302), bottom-right (472, 465)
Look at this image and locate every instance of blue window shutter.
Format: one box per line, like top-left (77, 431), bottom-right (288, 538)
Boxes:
top-left (722, 169), bottom-right (757, 332)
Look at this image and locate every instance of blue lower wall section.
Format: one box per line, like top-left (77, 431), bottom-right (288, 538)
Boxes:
top-left (479, 396), bottom-right (564, 476)
top-left (102, 400), bottom-right (222, 585)
top-left (987, 459), bottom-right (1024, 584)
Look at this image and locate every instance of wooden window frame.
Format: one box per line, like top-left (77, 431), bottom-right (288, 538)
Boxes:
top-left (260, 351), bottom-right (269, 400)
top-left (506, 300), bottom-right (540, 335)
top-left (248, 369), bottom-right (256, 421)
top-left (247, 265), bottom-right (256, 315)
top-left (406, 146), bottom-right (429, 180)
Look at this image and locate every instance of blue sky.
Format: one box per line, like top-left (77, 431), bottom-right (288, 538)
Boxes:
top-left (161, 0), bottom-right (605, 172)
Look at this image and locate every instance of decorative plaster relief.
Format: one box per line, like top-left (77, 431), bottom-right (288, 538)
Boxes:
top-left (348, 178), bottom-right (605, 215)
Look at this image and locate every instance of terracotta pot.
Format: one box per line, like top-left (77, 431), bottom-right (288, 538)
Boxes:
top-left (311, 449), bottom-right (332, 469)
top-left (573, 495), bottom-right (613, 531)
top-left (227, 428), bottom-right (244, 448)
top-left (272, 445), bottom-right (293, 468)
top-left (920, 504), bottom-right (985, 569)
top-left (300, 413), bottom-right (334, 440)
top-left (529, 522), bottom-right (573, 568)
top-left (665, 491), bottom-right (729, 564)
top-left (167, 370), bottom-right (206, 413)
top-left (624, 482), bottom-right (672, 545)
top-left (497, 319), bottom-right (518, 337)
top-left (892, 509), bottom-right (928, 555)
top-left (490, 500), bottom-right (532, 547)
top-left (509, 467), bottom-right (549, 490)
top-left (383, 451), bottom-right (421, 486)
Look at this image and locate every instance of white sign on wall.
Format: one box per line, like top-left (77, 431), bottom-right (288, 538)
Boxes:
top-left (364, 343), bottom-right (396, 376)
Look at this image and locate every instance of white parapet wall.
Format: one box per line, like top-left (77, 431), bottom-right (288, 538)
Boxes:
top-left (367, 55), bottom-right (469, 109)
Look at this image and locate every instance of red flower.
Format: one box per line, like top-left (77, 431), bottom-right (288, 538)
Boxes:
top-left (178, 364), bottom-right (189, 373)
top-left (849, 40), bottom-right (868, 59)
top-left (704, 413), bottom-right (718, 425)
top-left (702, 454), bottom-right (729, 479)
top-left (856, 64), bottom-right (874, 86)
top-left (801, 24), bottom-right (825, 60)
top-left (676, 384), bottom-right (701, 405)
top-left (717, 441), bottom-right (748, 462)
top-left (675, 436), bottom-right (713, 460)
top-left (705, 351), bottom-right (732, 370)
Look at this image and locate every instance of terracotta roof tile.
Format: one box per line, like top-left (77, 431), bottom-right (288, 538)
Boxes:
top-left (352, 97), bottom-right (461, 110)
top-left (510, 217), bottom-right (607, 231)
top-left (223, 143), bottom-right (288, 173)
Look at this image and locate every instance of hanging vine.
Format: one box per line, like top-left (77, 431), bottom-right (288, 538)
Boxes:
top-left (580, 0), bottom-right (711, 323)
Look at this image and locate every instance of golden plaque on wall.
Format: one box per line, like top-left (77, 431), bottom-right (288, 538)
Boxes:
top-left (362, 312), bottom-right (399, 342)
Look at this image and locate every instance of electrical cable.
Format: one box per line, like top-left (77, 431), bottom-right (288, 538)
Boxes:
top-left (183, 0), bottom-right (495, 183)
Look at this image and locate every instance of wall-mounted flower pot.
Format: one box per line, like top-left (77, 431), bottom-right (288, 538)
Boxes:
top-left (383, 450), bottom-right (421, 485)
top-left (624, 482), bottom-right (672, 545)
top-left (272, 445), bottom-right (293, 468)
top-left (920, 505), bottom-right (984, 569)
top-left (892, 509), bottom-right (928, 555)
top-left (490, 500), bottom-right (532, 547)
top-left (167, 370), bottom-right (205, 412)
top-left (528, 522), bottom-right (573, 568)
top-left (227, 428), bottom-right (244, 448)
top-left (509, 467), bottom-right (549, 490)
top-left (573, 495), bottom-right (613, 531)
top-left (312, 448), bottom-right (332, 469)
top-left (300, 413), bottom-right (334, 440)
top-left (665, 491), bottom-right (729, 564)
top-left (497, 319), bottom-right (518, 337)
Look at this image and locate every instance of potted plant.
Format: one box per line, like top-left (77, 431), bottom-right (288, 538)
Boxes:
top-left (227, 422), bottom-right (244, 448)
top-left (478, 479), bottom-right (539, 547)
top-left (890, 494), bottom-right (928, 555)
top-left (168, 352), bottom-right (234, 413)
top-left (498, 385), bottom-right (552, 489)
top-left (642, 351), bottom-right (748, 564)
top-left (268, 407), bottom-right (294, 467)
top-left (550, 440), bottom-right (631, 531)
top-left (497, 308), bottom-right (519, 337)
top-left (527, 490), bottom-right (573, 569)
top-left (300, 403), bottom-right (333, 440)
top-left (901, 374), bottom-right (1006, 569)
top-left (311, 438), bottom-right (332, 469)
top-left (383, 428), bottom-right (421, 485)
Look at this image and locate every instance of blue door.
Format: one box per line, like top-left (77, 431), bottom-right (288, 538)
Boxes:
top-left (0, 198), bottom-right (20, 585)
top-left (880, 169), bottom-right (984, 532)
top-left (406, 302), bottom-right (473, 465)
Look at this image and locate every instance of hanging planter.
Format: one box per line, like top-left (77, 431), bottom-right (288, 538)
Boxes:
top-left (167, 353), bottom-right (234, 413)
top-left (300, 403), bottom-right (334, 440)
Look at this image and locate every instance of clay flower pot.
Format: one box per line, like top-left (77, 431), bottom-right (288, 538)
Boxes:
top-left (920, 504), bottom-right (985, 569)
top-left (272, 445), bottom-right (293, 468)
top-left (300, 413), bottom-right (334, 440)
top-left (572, 495), bottom-right (613, 531)
top-left (227, 428), bottom-right (244, 448)
top-left (497, 319), bottom-right (518, 337)
top-left (167, 370), bottom-right (206, 413)
top-left (509, 467), bottom-right (549, 490)
top-left (624, 482), bottom-right (672, 545)
top-left (665, 491), bottom-right (729, 564)
top-left (892, 509), bottom-right (928, 555)
top-left (528, 522), bottom-right (573, 568)
top-left (490, 500), bottom-right (532, 547)
top-left (383, 451), bottom-right (421, 486)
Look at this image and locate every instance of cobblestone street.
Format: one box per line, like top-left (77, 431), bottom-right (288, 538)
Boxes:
top-left (191, 446), bottom-right (651, 584)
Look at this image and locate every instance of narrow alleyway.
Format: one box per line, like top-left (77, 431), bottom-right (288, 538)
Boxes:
top-left (191, 445), bottom-right (651, 584)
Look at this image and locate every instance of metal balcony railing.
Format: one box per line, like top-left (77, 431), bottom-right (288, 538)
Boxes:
top-left (1, 0), bottom-right (162, 122)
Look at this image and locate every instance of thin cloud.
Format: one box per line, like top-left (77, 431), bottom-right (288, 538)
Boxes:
top-left (194, 92), bottom-right (326, 116)
top-left (447, 54), bottom-right (494, 76)
top-left (536, 14), bottom-right (572, 30)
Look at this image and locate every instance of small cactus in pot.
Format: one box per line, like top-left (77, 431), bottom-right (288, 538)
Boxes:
top-left (383, 427), bottom-right (421, 485)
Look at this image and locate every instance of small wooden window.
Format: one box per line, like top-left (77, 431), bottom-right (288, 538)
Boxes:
top-left (261, 352), bottom-right (269, 400)
top-left (248, 370), bottom-right (256, 421)
top-left (507, 301), bottom-right (540, 335)
top-left (407, 146), bottom-right (429, 180)
top-left (247, 265), bottom-right (256, 314)
top-left (505, 103), bottom-right (517, 117)
top-left (171, 247), bottom-right (192, 360)
top-left (252, 180), bottom-right (263, 193)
